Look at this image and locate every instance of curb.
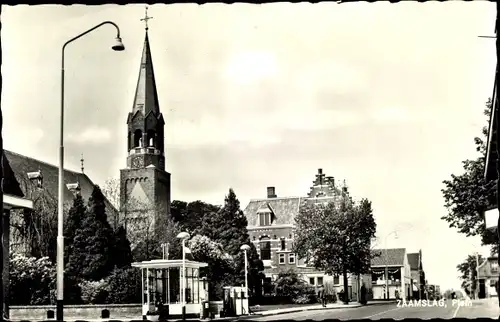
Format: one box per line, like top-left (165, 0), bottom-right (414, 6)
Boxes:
top-left (215, 300), bottom-right (398, 320)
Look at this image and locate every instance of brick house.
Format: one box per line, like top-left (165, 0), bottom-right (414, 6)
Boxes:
top-left (407, 250), bottom-right (426, 299)
top-left (371, 248), bottom-right (412, 300)
top-left (477, 256), bottom-right (499, 299)
top-left (243, 168), bottom-right (369, 301)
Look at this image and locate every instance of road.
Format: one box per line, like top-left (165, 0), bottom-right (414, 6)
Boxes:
top-left (249, 298), bottom-right (500, 320)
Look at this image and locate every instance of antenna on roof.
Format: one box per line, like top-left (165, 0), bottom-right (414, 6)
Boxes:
top-left (80, 154), bottom-right (84, 174)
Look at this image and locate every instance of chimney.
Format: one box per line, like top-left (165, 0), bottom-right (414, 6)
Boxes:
top-left (267, 186), bottom-right (277, 198)
top-left (318, 168), bottom-right (323, 175)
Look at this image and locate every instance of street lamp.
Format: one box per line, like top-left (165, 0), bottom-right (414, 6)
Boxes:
top-left (384, 231), bottom-right (398, 300)
top-left (58, 21), bottom-right (124, 322)
top-left (177, 232), bottom-right (190, 321)
top-left (240, 244), bottom-right (251, 300)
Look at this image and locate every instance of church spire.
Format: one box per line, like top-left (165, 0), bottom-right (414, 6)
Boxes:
top-left (132, 7), bottom-right (160, 117)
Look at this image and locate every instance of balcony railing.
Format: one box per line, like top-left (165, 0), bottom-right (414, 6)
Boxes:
top-left (129, 147), bottom-right (162, 156)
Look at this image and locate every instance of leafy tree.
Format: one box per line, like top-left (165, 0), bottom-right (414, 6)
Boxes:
top-left (457, 253), bottom-right (485, 297)
top-left (9, 253), bottom-right (56, 305)
top-left (188, 234), bottom-right (235, 300)
top-left (66, 185), bottom-right (115, 281)
top-left (294, 185), bottom-right (377, 304)
top-left (273, 269), bottom-right (317, 304)
top-left (64, 194), bottom-right (87, 264)
top-left (196, 189), bottom-right (264, 296)
top-left (111, 225), bottom-right (133, 268)
top-left (197, 189), bottom-right (249, 256)
top-left (441, 99), bottom-right (498, 244)
top-left (132, 212), bottom-right (182, 262)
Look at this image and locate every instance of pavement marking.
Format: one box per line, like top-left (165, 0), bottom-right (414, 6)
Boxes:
top-left (452, 302), bottom-right (461, 318)
top-left (363, 307), bottom-right (401, 319)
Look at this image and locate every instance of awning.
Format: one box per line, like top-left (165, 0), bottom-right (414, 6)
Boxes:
top-left (3, 194), bottom-right (33, 210)
top-left (131, 259), bottom-right (208, 269)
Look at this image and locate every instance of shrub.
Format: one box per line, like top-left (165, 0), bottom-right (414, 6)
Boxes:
top-left (104, 267), bottom-right (141, 304)
top-left (79, 279), bottom-right (109, 304)
top-left (273, 269), bottom-right (317, 304)
top-left (9, 253), bottom-right (56, 305)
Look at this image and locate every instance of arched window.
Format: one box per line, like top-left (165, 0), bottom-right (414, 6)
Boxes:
top-left (147, 130), bottom-right (156, 147)
top-left (134, 130), bottom-right (143, 148)
top-left (128, 131), bottom-right (132, 150)
top-left (260, 237), bottom-right (271, 260)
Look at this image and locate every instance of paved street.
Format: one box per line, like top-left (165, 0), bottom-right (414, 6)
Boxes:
top-left (247, 299), bottom-right (500, 320)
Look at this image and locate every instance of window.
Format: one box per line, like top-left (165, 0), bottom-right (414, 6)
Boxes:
top-left (288, 253), bottom-right (295, 264)
top-left (280, 238), bottom-right (286, 251)
top-left (259, 212), bottom-right (271, 226)
top-left (260, 237), bottom-right (271, 260)
top-left (492, 262), bottom-right (498, 272)
top-left (333, 275), bottom-right (340, 285)
top-left (279, 254), bottom-right (285, 264)
top-left (309, 277), bottom-right (315, 285)
top-left (317, 277), bottom-right (324, 286)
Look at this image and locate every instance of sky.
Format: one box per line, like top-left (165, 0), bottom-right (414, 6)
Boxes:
top-left (1, 2), bottom-right (497, 292)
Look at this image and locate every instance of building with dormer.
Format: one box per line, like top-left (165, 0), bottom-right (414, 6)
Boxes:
top-left (243, 168), bottom-right (368, 300)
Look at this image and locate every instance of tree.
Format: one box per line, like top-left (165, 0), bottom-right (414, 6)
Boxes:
top-left (273, 269), bottom-right (317, 304)
top-left (111, 225), bottom-right (133, 268)
top-left (441, 99), bottom-right (498, 244)
top-left (457, 253), bottom-right (485, 297)
top-left (188, 234), bottom-right (235, 300)
top-left (66, 185), bottom-right (115, 281)
top-left (196, 188), bottom-right (264, 296)
top-left (293, 185), bottom-right (377, 304)
top-left (9, 253), bottom-right (56, 305)
top-left (64, 194), bottom-right (87, 264)
top-left (9, 174), bottom-right (71, 262)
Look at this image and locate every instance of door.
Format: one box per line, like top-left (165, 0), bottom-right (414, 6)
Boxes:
top-left (479, 280), bottom-right (486, 299)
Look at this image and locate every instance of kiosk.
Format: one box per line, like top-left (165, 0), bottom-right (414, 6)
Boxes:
top-left (132, 259), bottom-right (208, 319)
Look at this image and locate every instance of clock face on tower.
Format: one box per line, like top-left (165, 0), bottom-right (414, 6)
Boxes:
top-left (132, 156), bottom-right (144, 168)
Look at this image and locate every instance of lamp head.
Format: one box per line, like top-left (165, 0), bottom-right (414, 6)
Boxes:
top-left (177, 232), bottom-right (190, 240)
top-left (240, 244), bottom-right (251, 251)
top-left (112, 37), bottom-right (125, 51)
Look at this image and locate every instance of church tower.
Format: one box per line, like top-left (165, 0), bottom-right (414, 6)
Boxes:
top-left (119, 9), bottom-right (171, 241)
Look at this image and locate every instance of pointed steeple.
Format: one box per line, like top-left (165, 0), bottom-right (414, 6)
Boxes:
top-left (132, 30), bottom-right (160, 116)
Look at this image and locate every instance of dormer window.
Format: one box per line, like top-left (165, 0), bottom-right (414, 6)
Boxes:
top-left (66, 183), bottom-right (81, 196)
top-left (27, 170), bottom-right (43, 189)
top-left (259, 212), bottom-right (271, 226)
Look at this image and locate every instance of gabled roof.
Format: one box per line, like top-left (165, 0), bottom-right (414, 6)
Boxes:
top-left (371, 248), bottom-right (406, 267)
top-left (3, 150), bottom-right (119, 226)
top-left (244, 197), bottom-right (303, 226)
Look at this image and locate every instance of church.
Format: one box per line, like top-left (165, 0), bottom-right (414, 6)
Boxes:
top-left (2, 21), bottom-right (171, 256)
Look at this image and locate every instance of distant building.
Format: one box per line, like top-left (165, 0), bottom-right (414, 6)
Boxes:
top-left (371, 248), bottom-right (412, 300)
top-left (477, 256), bottom-right (499, 299)
top-left (407, 250), bottom-right (426, 299)
top-left (243, 168), bottom-right (367, 301)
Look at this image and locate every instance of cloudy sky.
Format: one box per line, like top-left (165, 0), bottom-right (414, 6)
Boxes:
top-left (2, 2), bottom-right (497, 291)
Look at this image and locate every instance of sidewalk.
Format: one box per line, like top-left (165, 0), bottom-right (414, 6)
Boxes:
top-left (215, 300), bottom-right (396, 320)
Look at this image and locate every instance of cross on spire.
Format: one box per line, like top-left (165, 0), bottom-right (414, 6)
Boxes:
top-left (80, 154), bottom-right (85, 173)
top-left (141, 6), bottom-right (153, 31)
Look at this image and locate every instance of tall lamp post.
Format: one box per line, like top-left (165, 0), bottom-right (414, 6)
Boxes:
top-left (384, 231), bottom-right (398, 300)
top-left (58, 21), bottom-right (124, 321)
top-left (240, 244), bottom-right (250, 301)
top-left (177, 232), bottom-right (190, 321)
